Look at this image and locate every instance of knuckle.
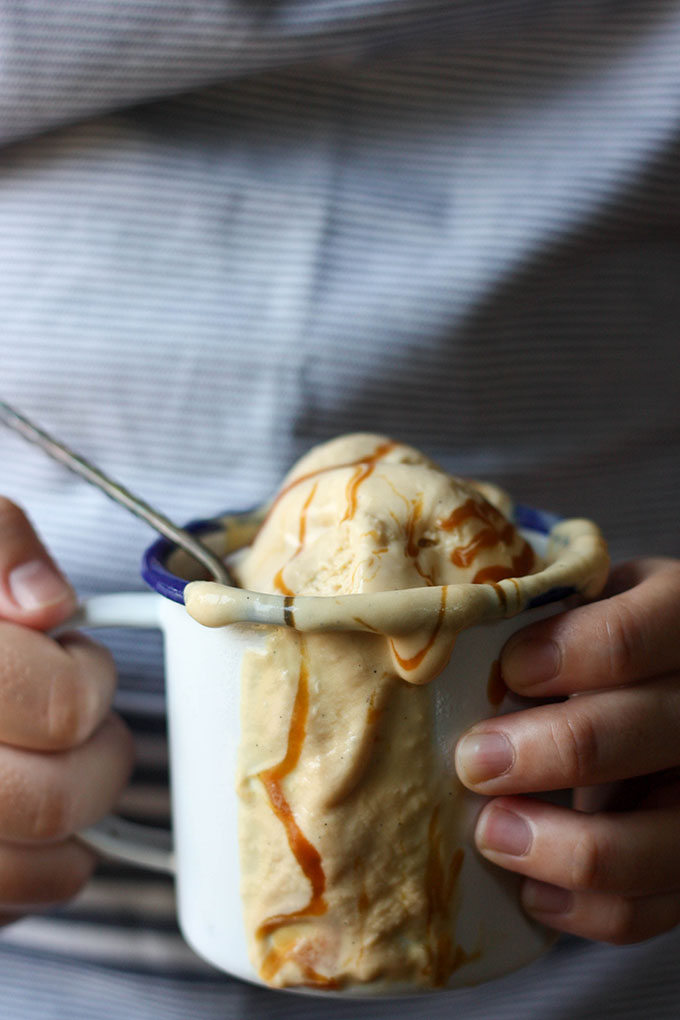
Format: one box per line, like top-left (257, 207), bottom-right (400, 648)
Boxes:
top-left (46, 667), bottom-right (91, 749)
top-left (569, 829), bottom-right (611, 891)
top-left (28, 780), bottom-right (74, 842)
top-left (549, 709), bottom-right (600, 786)
top-left (104, 712), bottom-right (136, 780)
top-left (45, 640), bottom-right (115, 749)
top-left (604, 600), bottom-right (640, 684)
top-left (598, 897), bottom-right (639, 945)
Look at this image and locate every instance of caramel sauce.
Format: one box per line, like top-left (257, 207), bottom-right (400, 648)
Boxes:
top-left (351, 616), bottom-right (380, 633)
top-left (405, 495), bottom-right (423, 559)
top-left (405, 495), bottom-right (436, 585)
top-left (438, 495), bottom-right (504, 533)
top-left (438, 496), bottom-right (535, 586)
top-left (424, 809), bottom-right (466, 985)
top-left (366, 688), bottom-right (383, 727)
top-left (260, 938), bottom-right (340, 990)
top-left (273, 567), bottom-right (293, 596)
top-left (342, 463), bottom-right (371, 523)
top-left (451, 523), bottom-right (515, 568)
top-left (341, 441), bottom-right (397, 522)
top-left (472, 541), bottom-right (535, 584)
top-left (265, 440), bottom-right (397, 525)
top-left (486, 659), bottom-right (507, 708)
top-left (273, 482), bottom-right (319, 595)
top-left (257, 644), bottom-right (328, 981)
top-left (389, 587), bottom-right (447, 671)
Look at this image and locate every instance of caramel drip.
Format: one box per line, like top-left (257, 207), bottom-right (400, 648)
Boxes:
top-left (472, 541), bottom-right (535, 584)
top-left (342, 462), bottom-right (374, 522)
top-left (351, 615), bottom-right (380, 633)
top-left (273, 567), bottom-right (293, 596)
top-left (405, 495), bottom-right (423, 558)
top-left (257, 646), bottom-right (327, 961)
top-left (405, 495), bottom-right (436, 585)
top-left (390, 587), bottom-right (447, 671)
top-left (273, 482), bottom-right (319, 595)
top-left (490, 581), bottom-right (507, 610)
top-left (438, 495), bottom-right (505, 533)
top-left (265, 440), bottom-right (397, 525)
top-left (260, 941), bottom-right (340, 990)
top-left (486, 659), bottom-right (507, 708)
top-left (438, 496), bottom-right (535, 585)
top-left (366, 687), bottom-right (383, 727)
top-left (340, 441), bottom-right (396, 522)
top-left (424, 809), bottom-right (466, 986)
top-left (451, 523), bottom-right (515, 568)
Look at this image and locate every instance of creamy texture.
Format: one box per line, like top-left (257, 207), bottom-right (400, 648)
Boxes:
top-left (237, 433), bottom-right (534, 598)
top-left (227, 434), bottom-right (540, 990)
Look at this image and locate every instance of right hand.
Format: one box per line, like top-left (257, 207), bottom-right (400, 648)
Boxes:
top-left (0, 498), bottom-right (134, 925)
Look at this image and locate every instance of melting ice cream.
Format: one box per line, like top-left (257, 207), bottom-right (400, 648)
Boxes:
top-left (188, 434), bottom-right (545, 990)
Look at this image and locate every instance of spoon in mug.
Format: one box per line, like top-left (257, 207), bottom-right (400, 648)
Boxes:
top-left (0, 400), bottom-right (233, 587)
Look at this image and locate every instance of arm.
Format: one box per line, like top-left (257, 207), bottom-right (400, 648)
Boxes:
top-left (0, 498), bottom-right (133, 922)
top-left (455, 558), bottom-right (680, 943)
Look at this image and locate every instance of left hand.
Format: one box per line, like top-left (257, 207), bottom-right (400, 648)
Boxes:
top-left (454, 557), bottom-right (680, 944)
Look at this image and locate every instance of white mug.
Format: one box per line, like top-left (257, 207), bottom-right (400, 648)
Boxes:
top-left (69, 505), bottom-right (608, 997)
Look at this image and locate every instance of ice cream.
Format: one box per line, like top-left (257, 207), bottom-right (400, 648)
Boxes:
top-left (189, 434), bottom-right (544, 991)
top-left (237, 433), bottom-right (536, 597)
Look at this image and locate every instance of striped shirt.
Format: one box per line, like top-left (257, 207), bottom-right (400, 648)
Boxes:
top-left (1, 1), bottom-right (679, 1017)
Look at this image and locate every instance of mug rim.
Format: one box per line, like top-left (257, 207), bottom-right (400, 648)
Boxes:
top-left (141, 503), bottom-right (571, 608)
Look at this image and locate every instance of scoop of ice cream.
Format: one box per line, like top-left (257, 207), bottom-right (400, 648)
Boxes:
top-left (235, 433), bottom-right (537, 597)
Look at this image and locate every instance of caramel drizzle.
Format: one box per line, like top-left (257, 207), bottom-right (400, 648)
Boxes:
top-left (424, 809), bottom-right (466, 986)
top-left (405, 495), bottom-right (423, 559)
top-left (473, 543), bottom-right (535, 584)
top-left (273, 482), bottom-right (318, 596)
top-left (257, 644), bottom-right (328, 983)
top-left (438, 497), bottom-right (535, 585)
top-left (341, 441), bottom-right (398, 522)
top-left (265, 440), bottom-right (397, 524)
top-left (404, 494), bottom-right (436, 585)
top-left (390, 586), bottom-right (447, 671)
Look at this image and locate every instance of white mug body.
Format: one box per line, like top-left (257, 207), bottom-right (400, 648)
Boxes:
top-left (157, 595), bottom-right (559, 994)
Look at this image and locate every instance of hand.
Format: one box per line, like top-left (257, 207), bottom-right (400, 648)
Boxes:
top-left (455, 558), bottom-right (680, 944)
top-left (0, 498), bottom-right (134, 925)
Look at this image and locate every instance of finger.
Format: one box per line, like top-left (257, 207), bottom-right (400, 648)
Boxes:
top-left (455, 674), bottom-right (680, 793)
top-left (0, 623), bottom-right (117, 751)
top-left (601, 557), bottom-right (673, 598)
top-left (0, 839), bottom-right (96, 911)
top-left (0, 714), bottom-right (134, 843)
top-left (501, 558), bottom-right (680, 696)
top-left (520, 883), bottom-right (680, 945)
top-left (0, 498), bottom-right (76, 630)
top-left (475, 796), bottom-right (680, 897)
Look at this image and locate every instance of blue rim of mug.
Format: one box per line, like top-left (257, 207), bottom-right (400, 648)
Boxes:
top-left (141, 504), bottom-right (576, 610)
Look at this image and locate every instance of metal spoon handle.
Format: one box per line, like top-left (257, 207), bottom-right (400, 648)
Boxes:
top-left (0, 401), bottom-right (232, 586)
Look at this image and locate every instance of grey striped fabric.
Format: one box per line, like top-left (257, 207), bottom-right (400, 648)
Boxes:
top-left (1, 0), bottom-right (680, 1016)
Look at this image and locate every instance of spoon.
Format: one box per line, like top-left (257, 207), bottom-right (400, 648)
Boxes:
top-left (0, 400), bottom-right (233, 587)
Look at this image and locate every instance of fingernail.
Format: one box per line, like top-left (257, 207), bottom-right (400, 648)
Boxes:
top-left (522, 880), bottom-right (573, 915)
top-left (502, 636), bottom-right (561, 688)
top-left (478, 806), bottom-right (532, 857)
top-left (456, 731), bottom-right (514, 785)
top-left (8, 560), bottom-right (72, 610)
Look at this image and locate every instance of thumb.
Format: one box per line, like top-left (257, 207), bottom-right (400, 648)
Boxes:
top-left (0, 497), bottom-right (77, 630)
